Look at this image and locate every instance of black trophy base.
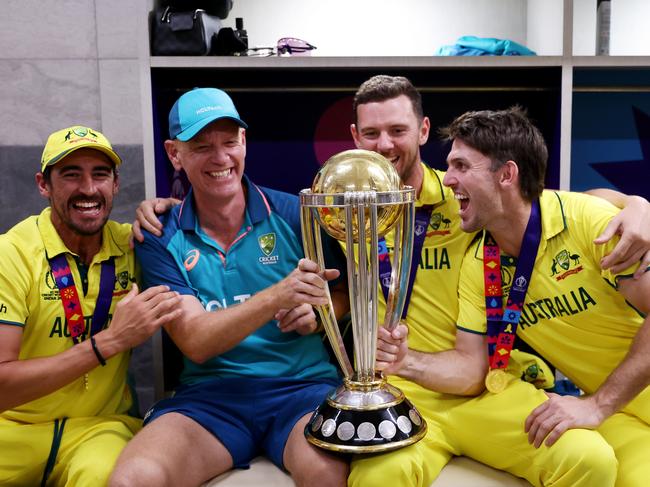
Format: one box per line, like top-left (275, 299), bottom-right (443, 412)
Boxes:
top-left (304, 381), bottom-right (427, 453)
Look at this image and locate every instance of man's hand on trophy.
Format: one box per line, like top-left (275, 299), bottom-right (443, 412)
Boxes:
top-left (376, 323), bottom-right (409, 376)
top-left (275, 303), bottom-right (320, 335)
top-left (272, 258), bottom-right (340, 310)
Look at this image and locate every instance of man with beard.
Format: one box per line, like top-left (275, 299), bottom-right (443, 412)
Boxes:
top-left (444, 107), bottom-right (650, 487)
top-left (0, 126), bottom-right (183, 486)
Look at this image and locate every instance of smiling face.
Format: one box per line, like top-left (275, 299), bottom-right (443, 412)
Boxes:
top-left (37, 148), bottom-right (118, 238)
top-left (165, 119), bottom-right (246, 203)
top-left (351, 95), bottom-right (430, 192)
top-left (443, 139), bottom-right (504, 233)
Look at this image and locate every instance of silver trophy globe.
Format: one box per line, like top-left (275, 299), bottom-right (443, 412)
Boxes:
top-left (300, 149), bottom-right (427, 453)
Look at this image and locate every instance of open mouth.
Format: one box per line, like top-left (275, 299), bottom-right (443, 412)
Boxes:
top-left (207, 168), bottom-right (232, 179)
top-left (455, 193), bottom-right (469, 212)
top-left (71, 200), bottom-right (102, 214)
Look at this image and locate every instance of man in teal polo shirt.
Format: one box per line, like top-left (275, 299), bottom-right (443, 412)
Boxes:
top-left (109, 88), bottom-right (349, 487)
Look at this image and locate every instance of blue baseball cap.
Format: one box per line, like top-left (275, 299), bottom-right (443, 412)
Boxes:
top-left (168, 87), bottom-right (248, 141)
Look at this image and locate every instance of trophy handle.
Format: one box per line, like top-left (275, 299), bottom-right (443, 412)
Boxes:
top-left (300, 205), bottom-right (354, 379)
top-left (383, 199), bottom-right (415, 331)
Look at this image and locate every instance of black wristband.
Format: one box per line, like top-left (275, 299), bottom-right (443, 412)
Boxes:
top-left (90, 336), bottom-right (107, 366)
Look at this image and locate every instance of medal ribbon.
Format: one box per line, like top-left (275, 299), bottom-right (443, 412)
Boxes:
top-left (379, 205), bottom-right (433, 319)
top-left (48, 254), bottom-right (115, 344)
top-left (483, 199), bottom-right (541, 370)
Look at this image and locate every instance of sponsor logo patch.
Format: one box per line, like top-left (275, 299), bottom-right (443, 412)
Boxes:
top-left (184, 249), bottom-right (200, 271)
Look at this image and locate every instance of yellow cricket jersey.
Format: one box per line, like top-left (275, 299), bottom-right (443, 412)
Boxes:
top-left (386, 164), bottom-right (478, 354)
top-left (0, 207), bottom-right (137, 423)
top-left (457, 190), bottom-right (650, 422)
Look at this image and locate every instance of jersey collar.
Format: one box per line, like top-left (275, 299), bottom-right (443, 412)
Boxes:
top-left (178, 174), bottom-right (271, 231)
top-left (417, 162), bottom-right (446, 207)
top-left (37, 207), bottom-right (125, 263)
top-left (472, 190), bottom-right (568, 260)
top-left (539, 190), bottom-right (567, 240)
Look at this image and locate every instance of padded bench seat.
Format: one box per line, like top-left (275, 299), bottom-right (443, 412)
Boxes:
top-left (203, 455), bottom-right (531, 486)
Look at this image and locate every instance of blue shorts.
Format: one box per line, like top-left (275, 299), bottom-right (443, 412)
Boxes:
top-left (144, 376), bottom-right (339, 469)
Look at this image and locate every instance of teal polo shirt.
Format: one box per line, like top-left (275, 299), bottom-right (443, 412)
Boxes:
top-left (136, 176), bottom-right (342, 385)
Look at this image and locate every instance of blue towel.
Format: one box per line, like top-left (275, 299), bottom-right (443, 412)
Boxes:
top-left (435, 36), bottom-right (536, 56)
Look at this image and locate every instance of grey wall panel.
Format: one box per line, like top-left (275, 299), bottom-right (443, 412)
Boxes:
top-left (0, 0), bottom-right (97, 59)
top-left (0, 60), bottom-right (100, 145)
top-left (100, 59), bottom-right (143, 145)
top-left (96, 0), bottom-right (140, 58)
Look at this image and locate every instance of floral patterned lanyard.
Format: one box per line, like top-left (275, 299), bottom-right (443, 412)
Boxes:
top-left (483, 199), bottom-right (541, 393)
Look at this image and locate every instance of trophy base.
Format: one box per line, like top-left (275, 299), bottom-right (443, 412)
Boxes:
top-left (305, 378), bottom-right (427, 453)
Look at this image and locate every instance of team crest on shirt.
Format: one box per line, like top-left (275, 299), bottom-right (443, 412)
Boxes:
top-left (426, 212), bottom-right (452, 236)
top-left (551, 249), bottom-right (583, 281)
top-left (116, 271), bottom-right (130, 290)
top-left (112, 270), bottom-right (135, 297)
top-left (258, 233), bottom-right (279, 265)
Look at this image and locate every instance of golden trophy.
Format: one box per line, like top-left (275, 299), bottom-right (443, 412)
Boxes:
top-left (300, 149), bottom-right (427, 453)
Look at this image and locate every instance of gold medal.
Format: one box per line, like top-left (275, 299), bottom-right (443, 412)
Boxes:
top-left (485, 369), bottom-right (509, 394)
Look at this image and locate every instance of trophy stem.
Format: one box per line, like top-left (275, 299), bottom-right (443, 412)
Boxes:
top-left (344, 202), bottom-right (364, 377)
top-left (356, 197), bottom-right (370, 382)
top-left (368, 197), bottom-right (380, 381)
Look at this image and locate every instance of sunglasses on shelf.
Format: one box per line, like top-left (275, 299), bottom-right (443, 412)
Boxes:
top-left (245, 38), bottom-right (317, 57)
top-left (277, 37), bottom-right (317, 55)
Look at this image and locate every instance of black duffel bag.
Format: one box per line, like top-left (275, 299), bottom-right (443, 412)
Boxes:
top-left (150, 7), bottom-right (222, 56)
top-left (164, 0), bottom-right (233, 19)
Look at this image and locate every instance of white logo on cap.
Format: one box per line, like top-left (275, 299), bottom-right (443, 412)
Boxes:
top-left (196, 105), bottom-right (224, 115)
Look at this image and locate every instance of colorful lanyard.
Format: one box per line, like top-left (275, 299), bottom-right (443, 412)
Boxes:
top-left (379, 205), bottom-right (433, 318)
top-left (483, 200), bottom-right (541, 391)
top-left (48, 254), bottom-right (115, 344)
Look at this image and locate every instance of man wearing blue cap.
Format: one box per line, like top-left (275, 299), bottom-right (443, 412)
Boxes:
top-left (109, 88), bottom-right (349, 487)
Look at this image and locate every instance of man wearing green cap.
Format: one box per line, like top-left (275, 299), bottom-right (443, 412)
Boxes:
top-left (0, 126), bottom-right (183, 486)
